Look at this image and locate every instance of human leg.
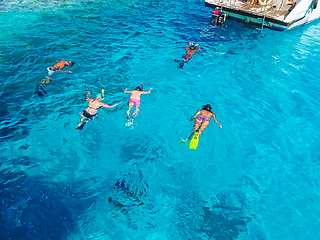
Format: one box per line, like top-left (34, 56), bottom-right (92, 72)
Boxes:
top-left (188, 119), bottom-right (201, 139)
top-left (76, 113), bottom-right (87, 130)
top-left (132, 103), bottom-right (140, 118)
top-left (198, 121), bottom-right (209, 135)
top-left (179, 60), bottom-right (185, 68)
top-left (126, 101), bottom-right (134, 118)
top-left (40, 76), bottom-right (51, 86)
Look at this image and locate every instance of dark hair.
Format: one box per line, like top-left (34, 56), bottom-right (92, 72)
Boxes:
top-left (190, 46), bottom-right (195, 50)
top-left (135, 86), bottom-right (142, 91)
top-left (69, 61), bottom-right (75, 66)
top-left (202, 104), bottom-right (212, 111)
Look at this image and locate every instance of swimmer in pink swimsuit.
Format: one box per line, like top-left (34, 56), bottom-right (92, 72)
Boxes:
top-left (124, 85), bottom-right (152, 120)
top-left (188, 104), bottom-right (222, 139)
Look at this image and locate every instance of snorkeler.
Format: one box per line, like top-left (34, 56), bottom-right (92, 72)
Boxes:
top-left (188, 104), bottom-right (222, 139)
top-left (124, 85), bottom-right (152, 121)
top-left (40, 60), bottom-right (75, 85)
top-left (174, 42), bottom-right (201, 68)
top-left (76, 90), bottom-right (120, 130)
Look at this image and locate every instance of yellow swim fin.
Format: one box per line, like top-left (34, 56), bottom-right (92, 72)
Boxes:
top-left (189, 131), bottom-right (199, 150)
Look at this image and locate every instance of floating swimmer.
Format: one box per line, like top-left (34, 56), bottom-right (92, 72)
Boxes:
top-left (76, 89), bottom-right (120, 130)
top-left (124, 84), bottom-right (152, 121)
top-left (174, 42), bottom-right (201, 68)
top-left (188, 104), bottom-right (222, 138)
top-left (180, 104), bottom-right (222, 148)
top-left (40, 60), bottom-right (75, 86)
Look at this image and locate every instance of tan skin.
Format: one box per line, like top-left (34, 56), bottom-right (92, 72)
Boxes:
top-left (50, 61), bottom-right (74, 72)
top-left (77, 95), bottom-right (120, 127)
top-left (124, 87), bottom-right (152, 119)
top-left (183, 42), bottom-right (201, 62)
top-left (188, 109), bottom-right (222, 139)
top-left (40, 60), bottom-right (74, 85)
top-left (249, 0), bottom-right (257, 6)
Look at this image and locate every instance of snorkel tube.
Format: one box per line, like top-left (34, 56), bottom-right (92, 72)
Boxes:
top-left (141, 84), bottom-right (143, 91)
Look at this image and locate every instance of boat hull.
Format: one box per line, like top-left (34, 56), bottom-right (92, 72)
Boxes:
top-left (205, 0), bottom-right (320, 31)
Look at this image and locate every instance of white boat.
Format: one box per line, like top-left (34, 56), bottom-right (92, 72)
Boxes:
top-left (205, 0), bottom-right (320, 31)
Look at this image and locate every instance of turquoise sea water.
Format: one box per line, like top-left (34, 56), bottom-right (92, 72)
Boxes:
top-left (1, 0), bottom-right (320, 239)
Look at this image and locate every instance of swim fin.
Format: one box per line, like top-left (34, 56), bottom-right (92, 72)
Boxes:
top-left (76, 121), bottom-right (87, 130)
top-left (189, 131), bottom-right (199, 150)
top-left (125, 117), bottom-right (133, 126)
top-left (179, 138), bottom-right (190, 145)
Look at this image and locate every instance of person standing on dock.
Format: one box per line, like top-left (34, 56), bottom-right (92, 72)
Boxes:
top-left (174, 42), bottom-right (201, 68)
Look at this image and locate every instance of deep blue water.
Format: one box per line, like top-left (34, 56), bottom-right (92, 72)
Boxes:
top-left (1, 0), bottom-right (320, 239)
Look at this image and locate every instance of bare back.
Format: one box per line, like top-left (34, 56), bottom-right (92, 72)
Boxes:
top-left (200, 110), bottom-right (214, 119)
top-left (50, 61), bottom-right (68, 71)
top-left (85, 99), bottom-right (102, 115)
top-left (130, 90), bottom-right (143, 100)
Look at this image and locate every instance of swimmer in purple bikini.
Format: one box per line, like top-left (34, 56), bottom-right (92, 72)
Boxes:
top-left (124, 85), bottom-right (152, 120)
top-left (188, 104), bottom-right (222, 139)
top-left (174, 42), bottom-right (201, 68)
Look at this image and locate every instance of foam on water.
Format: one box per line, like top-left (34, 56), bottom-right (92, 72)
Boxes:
top-left (1, 0), bottom-right (320, 239)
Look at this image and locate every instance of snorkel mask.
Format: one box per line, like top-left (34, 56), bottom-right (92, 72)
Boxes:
top-left (96, 89), bottom-right (105, 101)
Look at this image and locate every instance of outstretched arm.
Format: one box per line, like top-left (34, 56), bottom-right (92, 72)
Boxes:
top-left (190, 110), bottom-right (201, 121)
top-left (101, 102), bottom-right (121, 108)
top-left (85, 90), bottom-right (92, 101)
top-left (124, 87), bottom-right (132, 93)
top-left (184, 42), bottom-right (192, 50)
top-left (212, 113), bottom-right (222, 128)
top-left (141, 88), bottom-right (153, 94)
top-left (194, 43), bottom-right (201, 52)
top-left (85, 96), bottom-right (93, 101)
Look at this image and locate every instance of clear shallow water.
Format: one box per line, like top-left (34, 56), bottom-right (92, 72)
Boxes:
top-left (1, 0), bottom-right (320, 239)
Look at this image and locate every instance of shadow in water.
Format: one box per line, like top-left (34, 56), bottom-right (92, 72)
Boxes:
top-left (0, 166), bottom-right (95, 240)
top-left (107, 170), bottom-right (153, 230)
top-left (108, 170), bottom-right (148, 210)
top-left (177, 192), bottom-right (253, 239)
top-left (0, 101), bottom-right (29, 143)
